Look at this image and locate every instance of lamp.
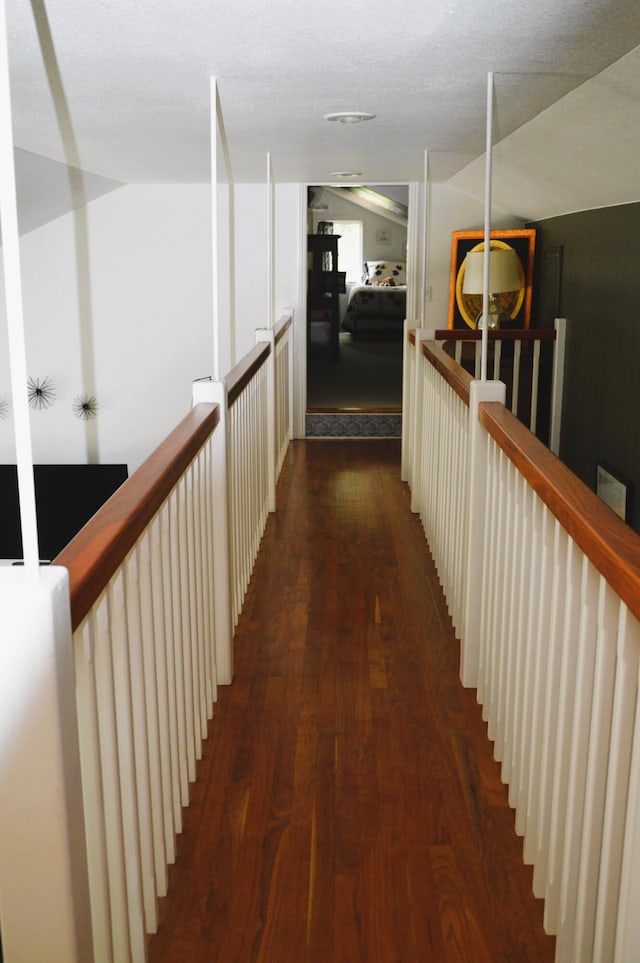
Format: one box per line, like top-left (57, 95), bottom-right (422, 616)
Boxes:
top-left (462, 247), bottom-right (521, 329)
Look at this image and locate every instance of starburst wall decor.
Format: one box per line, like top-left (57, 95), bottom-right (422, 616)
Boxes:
top-left (0, 395), bottom-right (8, 420)
top-left (27, 376), bottom-right (56, 410)
top-left (72, 393), bottom-right (98, 420)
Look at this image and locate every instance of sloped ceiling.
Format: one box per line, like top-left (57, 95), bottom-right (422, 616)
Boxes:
top-left (447, 45), bottom-right (640, 221)
top-left (322, 187), bottom-right (408, 226)
top-left (5, 0), bottom-right (640, 228)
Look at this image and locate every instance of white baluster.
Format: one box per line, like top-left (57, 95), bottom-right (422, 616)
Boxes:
top-left (75, 616), bottom-right (114, 961)
top-left (573, 582), bottom-right (621, 960)
top-left (530, 339), bottom-right (541, 433)
top-left (523, 503), bottom-right (554, 864)
top-left (544, 538), bottom-right (582, 932)
top-left (107, 573), bottom-right (147, 960)
top-left (593, 607), bottom-right (640, 961)
top-left (493, 338), bottom-right (501, 380)
top-left (531, 520), bottom-right (569, 897)
top-left (151, 505), bottom-right (180, 852)
top-left (123, 549), bottom-right (158, 933)
top-left (508, 481), bottom-right (534, 815)
top-left (514, 492), bottom-right (543, 838)
top-left (512, 340), bottom-right (521, 415)
top-left (168, 486), bottom-right (189, 805)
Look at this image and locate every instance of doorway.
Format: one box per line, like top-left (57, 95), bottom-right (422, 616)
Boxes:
top-left (306, 185), bottom-right (409, 418)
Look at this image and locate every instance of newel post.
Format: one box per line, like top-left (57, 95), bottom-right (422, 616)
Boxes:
top-left (192, 379), bottom-right (234, 684)
top-left (459, 379), bottom-right (506, 688)
top-left (0, 568), bottom-right (94, 962)
top-left (255, 327), bottom-right (277, 512)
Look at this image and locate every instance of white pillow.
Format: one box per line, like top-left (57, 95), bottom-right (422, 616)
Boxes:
top-left (365, 260), bottom-right (406, 285)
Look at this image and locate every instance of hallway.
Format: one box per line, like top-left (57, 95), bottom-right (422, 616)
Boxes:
top-left (148, 439), bottom-right (555, 962)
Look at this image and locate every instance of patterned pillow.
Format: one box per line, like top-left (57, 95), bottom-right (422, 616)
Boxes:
top-left (364, 260), bottom-right (406, 285)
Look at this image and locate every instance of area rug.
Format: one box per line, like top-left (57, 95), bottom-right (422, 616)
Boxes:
top-left (306, 412), bottom-right (402, 438)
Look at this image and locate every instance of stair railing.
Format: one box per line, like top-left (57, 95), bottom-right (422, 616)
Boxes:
top-left (0, 312), bottom-right (294, 963)
top-left (405, 334), bottom-right (640, 963)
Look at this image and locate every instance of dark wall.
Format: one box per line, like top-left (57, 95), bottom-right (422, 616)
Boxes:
top-left (529, 202), bottom-right (640, 533)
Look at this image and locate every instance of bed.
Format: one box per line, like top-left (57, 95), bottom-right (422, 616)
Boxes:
top-left (341, 260), bottom-right (407, 337)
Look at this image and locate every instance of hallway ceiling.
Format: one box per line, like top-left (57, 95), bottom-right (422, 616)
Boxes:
top-left (6, 0), bottom-right (640, 227)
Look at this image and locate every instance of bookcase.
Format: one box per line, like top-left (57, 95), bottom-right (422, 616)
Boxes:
top-left (307, 234), bottom-right (345, 361)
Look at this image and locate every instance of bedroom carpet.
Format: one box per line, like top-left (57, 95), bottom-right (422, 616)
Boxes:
top-left (307, 331), bottom-right (402, 411)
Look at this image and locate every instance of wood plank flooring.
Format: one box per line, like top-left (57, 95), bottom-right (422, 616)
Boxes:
top-left (148, 439), bottom-right (555, 962)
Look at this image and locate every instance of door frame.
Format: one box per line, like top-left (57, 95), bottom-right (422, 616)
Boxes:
top-left (293, 181), bottom-right (421, 437)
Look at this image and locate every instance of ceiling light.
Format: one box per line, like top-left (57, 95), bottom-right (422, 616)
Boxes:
top-left (330, 171), bottom-right (362, 178)
top-left (324, 111), bottom-right (376, 124)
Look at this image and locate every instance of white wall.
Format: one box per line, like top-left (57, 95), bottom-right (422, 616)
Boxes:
top-left (0, 184), bottom-right (214, 473)
top-left (231, 182), bottom-right (302, 363)
top-left (0, 177), bottom-right (524, 472)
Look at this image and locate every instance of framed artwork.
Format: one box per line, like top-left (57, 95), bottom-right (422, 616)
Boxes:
top-left (447, 228), bottom-right (536, 329)
top-left (376, 228), bottom-right (391, 245)
top-left (596, 462), bottom-right (632, 523)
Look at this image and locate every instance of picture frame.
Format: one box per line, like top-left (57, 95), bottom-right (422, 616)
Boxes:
top-left (596, 462), bottom-right (632, 523)
top-left (448, 228), bottom-right (536, 329)
top-left (376, 228), bottom-right (391, 245)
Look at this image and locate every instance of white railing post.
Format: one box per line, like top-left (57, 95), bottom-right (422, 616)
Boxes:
top-left (0, 568), bottom-right (94, 962)
top-left (413, 329), bottom-right (437, 514)
top-left (404, 327), bottom-right (436, 512)
top-left (278, 308), bottom-right (294, 467)
top-left (459, 378), bottom-right (506, 689)
top-left (549, 317), bottom-right (567, 456)
top-left (401, 321), bottom-right (414, 482)
top-left (255, 327), bottom-right (277, 512)
top-left (282, 307), bottom-right (295, 451)
top-left (401, 320), bottom-right (417, 483)
top-left (192, 379), bottom-right (234, 684)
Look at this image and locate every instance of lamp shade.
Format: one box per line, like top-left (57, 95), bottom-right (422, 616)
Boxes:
top-left (462, 248), bottom-right (521, 295)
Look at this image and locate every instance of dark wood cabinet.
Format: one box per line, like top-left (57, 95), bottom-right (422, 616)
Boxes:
top-left (307, 234), bottom-right (345, 361)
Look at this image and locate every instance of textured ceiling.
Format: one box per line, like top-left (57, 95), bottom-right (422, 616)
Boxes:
top-left (6, 0), bottom-right (640, 225)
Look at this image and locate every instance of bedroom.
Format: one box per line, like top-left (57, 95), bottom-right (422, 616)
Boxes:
top-left (306, 184), bottom-right (408, 418)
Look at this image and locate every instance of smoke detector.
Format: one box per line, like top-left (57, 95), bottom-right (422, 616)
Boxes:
top-left (324, 112), bottom-right (376, 125)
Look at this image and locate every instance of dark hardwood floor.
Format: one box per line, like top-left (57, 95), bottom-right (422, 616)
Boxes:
top-left (148, 440), bottom-right (555, 962)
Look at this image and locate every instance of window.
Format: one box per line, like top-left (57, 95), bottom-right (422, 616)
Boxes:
top-left (331, 220), bottom-right (363, 284)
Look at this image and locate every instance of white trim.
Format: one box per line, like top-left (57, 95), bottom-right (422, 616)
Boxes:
top-left (481, 70), bottom-right (495, 383)
top-left (210, 78), bottom-right (221, 381)
top-left (406, 182), bottom-right (421, 322)
top-left (266, 152), bottom-right (274, 328)
top-left (293, 182), bottom-right (308, 438)
top-left (0, 0), bottom-right (39, 572)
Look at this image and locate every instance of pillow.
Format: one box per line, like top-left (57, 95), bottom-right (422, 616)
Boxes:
top-left (365, 260), bottom-right (406, 285)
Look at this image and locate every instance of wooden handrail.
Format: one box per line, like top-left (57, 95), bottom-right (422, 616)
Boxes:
top-left (434, 328), bottom-right (556, 342)
top-left (225, 342), bottom-right (271, 408)
top-left (274, 314), bottom-right (292, 345)
top-left (54, 402), bottom-right (220, 630)
top-left (408, 329), bottom-right (416, 346)
top-left (479, 401), bottom-right (640, 623)
top-left (422, 340), bottom-right (473, 406)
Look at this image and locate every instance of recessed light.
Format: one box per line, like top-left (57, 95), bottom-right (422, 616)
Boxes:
top-left (324, 111), bottom-right (376, 124)
top-left (330, 171), bottom-right (362, 178)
